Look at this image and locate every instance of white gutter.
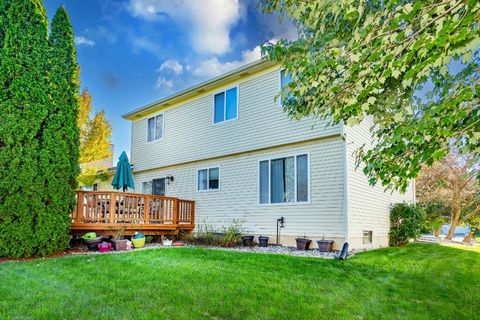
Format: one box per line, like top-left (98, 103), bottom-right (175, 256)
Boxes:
top-left (341, 123), bottom-right (350, 244)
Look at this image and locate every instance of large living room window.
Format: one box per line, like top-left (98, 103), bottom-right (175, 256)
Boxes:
top-left (198, 167), bottom-right (219, 191)
top-left (214, 87), bottom-right (237, 123)
top-left (147, 113), bottom-right (164, 142)
top-left (259, 154), bottom-right (309, 204)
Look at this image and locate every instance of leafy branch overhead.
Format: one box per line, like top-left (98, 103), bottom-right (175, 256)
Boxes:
top-left (262, 0), bottom-right (480, 191)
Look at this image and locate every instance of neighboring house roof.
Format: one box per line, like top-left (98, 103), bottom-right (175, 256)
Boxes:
top-left (122, 58), bottom-right (275, 120)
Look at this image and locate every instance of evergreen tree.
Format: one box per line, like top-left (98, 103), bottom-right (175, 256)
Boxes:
top-left (0, 0), bottom-right (50, 257)
top-left (0, 1), bottom-right (10, 48)
top-left (37, 6), bottom-right (80, 255)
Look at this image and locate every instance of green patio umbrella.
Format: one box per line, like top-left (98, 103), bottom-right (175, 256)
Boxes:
top-left (111, 151), bottom-right (135, 192)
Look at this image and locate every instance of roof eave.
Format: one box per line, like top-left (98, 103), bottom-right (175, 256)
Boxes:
top-left (121, 58), bottom-right (275, 120)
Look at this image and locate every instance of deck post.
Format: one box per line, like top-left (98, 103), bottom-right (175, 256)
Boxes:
top-left (191, 201), bottom-right (195, 226)
top-left (76, 191), bottom-right (84, 223)
top-left (144, 195), bottom-right (150, 224)
top-left (173, 198), bottom-right (179, 226)
top-left (109, 192), bottom-right (116, 224)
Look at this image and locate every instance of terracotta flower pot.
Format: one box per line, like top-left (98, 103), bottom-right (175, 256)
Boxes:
top-left (242, 236), bottom-right (255, 247)
top-left (316, 240), bottom-right (334, 252)
top-left (112, 239), bottom-right (128, 251)
top-left (258, 236), bottom-right (269, 247)
top-left (84, 236), bottom-right (103, 251)
top-left (296, 238), bottom-right (312, 251)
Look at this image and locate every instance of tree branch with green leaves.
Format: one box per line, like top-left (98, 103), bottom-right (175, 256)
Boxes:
top-left (261, 0), bottom-right (480, 191)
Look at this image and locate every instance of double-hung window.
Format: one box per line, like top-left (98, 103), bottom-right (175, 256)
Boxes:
top-left (147, 114), bottom-right (164, 142)
top-left (198, 167), bottom-right (219, 191)
top-left (214, 87), bottom-right (237, 123)
top-left (280, 70), bottom-right (293, 106)
top-left (259, 154), bottom-right (308, 204)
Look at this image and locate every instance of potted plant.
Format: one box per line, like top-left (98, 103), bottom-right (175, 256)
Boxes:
top-left (258, 235), bottom-right (269, 247)
top-left (111, 226), bottom-right (128, 251)
top-left (316, 235), bottom-right (334, 252)
top-left (82, 232), bottom-right (103, 251)
top-left (241, 235), bottom-right (255, 246)
top-left (98, 241), bottom-right (112, 253)
top-left (296, 235), bottom-right (312, 251)
top-left (131, 232), bottom-right (145, 248)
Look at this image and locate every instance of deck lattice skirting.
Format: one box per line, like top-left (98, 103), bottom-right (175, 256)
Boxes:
top-left (71, 191), bottom-right (195, 235)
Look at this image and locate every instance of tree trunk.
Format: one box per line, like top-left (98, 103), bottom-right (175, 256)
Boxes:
top-left (446, 208), bottom-right (461, 240)
top-left (446, 219), bottom-right (458, 240)
top-left (446, 191), bottom-right (462, 240)
top-left (463, 232), bottom-right (474, 243)
top-left (434, 225), bottom-right (442, 237)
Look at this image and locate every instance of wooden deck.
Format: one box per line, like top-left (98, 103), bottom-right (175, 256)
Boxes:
top-left (71, 191), bottom-right (195, 236)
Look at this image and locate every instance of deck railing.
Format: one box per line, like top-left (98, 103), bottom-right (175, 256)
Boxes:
top-left (72, 191), bottom-right (195, 232)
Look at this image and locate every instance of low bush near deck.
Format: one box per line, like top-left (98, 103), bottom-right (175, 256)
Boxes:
top-left (181, 220), bottom-right (243, 247)
top-left (0, 244), bottom-right (478, 319)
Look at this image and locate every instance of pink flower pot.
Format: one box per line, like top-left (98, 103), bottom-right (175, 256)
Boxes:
top-left (98, 242), bottom-right (112, 253)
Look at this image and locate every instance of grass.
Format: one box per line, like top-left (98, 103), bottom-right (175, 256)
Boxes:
top-left (0, 244), bottom-right (478, 320)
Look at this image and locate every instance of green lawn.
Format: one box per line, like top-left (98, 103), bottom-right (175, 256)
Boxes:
top-left (0, 244), bottom-right (478, 320)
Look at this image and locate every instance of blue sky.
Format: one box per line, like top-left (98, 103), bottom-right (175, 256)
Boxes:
top-left (43, 0), bottom-right (296, 160)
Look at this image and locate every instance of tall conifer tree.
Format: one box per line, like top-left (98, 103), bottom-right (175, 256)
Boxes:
top-left (0, 0), bottom-right (50, 257)
top-left (37, 6), bottom-right (80, 254)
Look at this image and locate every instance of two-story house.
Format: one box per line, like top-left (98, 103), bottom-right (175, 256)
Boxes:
top-left (121, 59), bottom-right (415, 250)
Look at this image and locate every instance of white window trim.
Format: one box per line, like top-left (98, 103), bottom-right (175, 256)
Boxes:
top-left (197, 166), bottom-right (221, 192)
top-left (146, 112), bottom-right (165, 143)
top-left (212, 86), bottom-right (239, 125)
top-left (258, 152), bottom-right (311, 206)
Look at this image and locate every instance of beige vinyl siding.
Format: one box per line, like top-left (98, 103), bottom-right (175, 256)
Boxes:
top-left (96, 178), bottom-right (115, 192)
top-left (345, 118), bottom-right (415, 249)
top-left (130, 68), bottom-right (340, 172)
top-left (133, 137), bottom-right (346, 241)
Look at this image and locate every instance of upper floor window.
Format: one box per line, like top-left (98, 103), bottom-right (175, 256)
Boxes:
top-left (198, 167), bottom-right (219, 191)
top-left (259, 154), bottom-right (308, 204)
top-left (147, 114), bottom-right (164, 142)
top-left (214, 87), bottom-right (237, 123)
top-left (280, 70), bottom-right (293, 106)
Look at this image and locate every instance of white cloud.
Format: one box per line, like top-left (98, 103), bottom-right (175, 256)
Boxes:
top-left (74, 36), bottom-right (96, 47)
top-left (190, 44), bottom-right (264, 78)
top-left (127, 0), bottom-right (241, 55)
top-left (159, 59), bottom-right (183, 75)
top-left (130, 35), bottom-right (162, 57)
top-left (156, 77), bottom-right (174, 90)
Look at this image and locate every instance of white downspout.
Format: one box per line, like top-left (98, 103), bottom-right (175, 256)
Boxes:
top-left (341, 124), bottom-right (350, 244)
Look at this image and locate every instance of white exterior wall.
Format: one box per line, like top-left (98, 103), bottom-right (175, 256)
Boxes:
top-left (96, 178), bottom-right (115, 192)
top-left (130, 67), bottom-right (340, 172)
top-left (133, 138), bottom-right (346, 249)
top-left (126, 62), bottom-right (416, 250)
top-left (345, 119), bottom-right (415, 250)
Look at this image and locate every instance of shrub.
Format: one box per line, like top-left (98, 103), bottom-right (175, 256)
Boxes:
top-left (181, 220), bottom-right (243, 247)
top-left (220, 222), bottom-right (243, 247)
top-left (389, 203), bottom-right (426, 246)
